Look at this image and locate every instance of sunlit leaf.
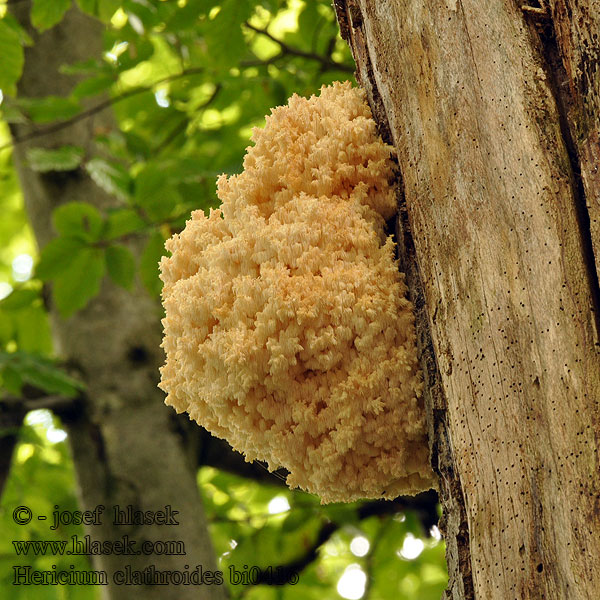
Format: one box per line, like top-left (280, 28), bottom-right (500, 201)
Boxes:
top-left (14, 306), bottom-right (52, 354)
top-left (205, 0), bottom-right (251, 68)
top-left (0, 19), bottom-right (25, 96)
top-left (0, 289), bottom-right (39, 311)
top-left (166, 0), bottom-right (207, 32)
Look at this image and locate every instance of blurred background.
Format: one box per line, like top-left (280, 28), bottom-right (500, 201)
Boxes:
top-left (0, 0), bottom-right (448, 598)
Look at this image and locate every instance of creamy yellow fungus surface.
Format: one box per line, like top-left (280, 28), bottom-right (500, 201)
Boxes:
top-left (159, 82), bottom-right (433, 502)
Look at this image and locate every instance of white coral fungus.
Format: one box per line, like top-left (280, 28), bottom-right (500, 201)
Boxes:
top-left (159, 81), bottom-right (433, 502)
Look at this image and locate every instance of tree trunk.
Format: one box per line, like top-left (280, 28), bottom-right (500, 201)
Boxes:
top-left (334, 1), bottom-right (600, 599)
top-left (9, 5), bottom-right (226, 600)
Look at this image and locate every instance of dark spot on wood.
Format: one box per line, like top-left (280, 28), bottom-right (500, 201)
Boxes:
top-left (350, 4), bottom-right (363, 29)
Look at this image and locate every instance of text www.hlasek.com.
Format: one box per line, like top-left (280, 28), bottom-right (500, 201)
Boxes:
top-left (13, 535), bottom-right (184, 557)
top-left (11, 503), bottom-right (301, 586)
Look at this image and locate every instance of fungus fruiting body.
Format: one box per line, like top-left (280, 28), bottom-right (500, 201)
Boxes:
top-left (159, 82), bottom-right (433, 502)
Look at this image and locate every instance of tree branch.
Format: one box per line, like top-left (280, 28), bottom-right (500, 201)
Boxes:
top-left (1, 67), bottom-right (206, 151)
top-left (0, 389), bottom-right (81, 498)
top-left (250, 490), bottom-right (440, 586)
top-left (0, 401), bottom-right (25, 499)
top-left (243, 22), bottom-right (354, 73)
top-left (1, 25), bottom-right (353, 153)
top-left (152, 83), bottom-right (222, 155)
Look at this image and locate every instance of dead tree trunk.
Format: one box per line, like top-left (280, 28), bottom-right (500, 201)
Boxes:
top-left (334, 1), bottom-right (600, 599)
top-left (8, 6), bottom-right (226, 600)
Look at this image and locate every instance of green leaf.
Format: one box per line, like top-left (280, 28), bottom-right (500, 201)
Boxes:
top-left (18, 96), bottom-right (81, 123)
top-left (0, 289), bottom-right (38, 311)
top-left (0, 351), bottom-right (84, 396)
top-left (123, 0), bottom-right (160, 29)
top-left (205, 0), bottom-right (250, 68)
top-left (104, 208), bottom-right (146, 240)
top-left (140, 230), bottom-right (165, 296)
top-left (53, 247), bottom-right (106, 318)
top-left (77, 0), bottom-right (121, 21)
top-left (53, 202), bottom-right (104, 241)
top-left (134, 164), bottom-right (180, 220)
top-left (0, 20), bottom-right (25, 96)
top-left (26, 146), bottom-right (84, 173)
top-left (36, 237), bottom-right (86, 281)
top-left (105, 245), bottom-right (136, 290)
top-left (166, 0), bottom-right (206, 32)
top-left (72, 74), bottom-right (116, 98)
top-left (31, 0), bottom-right (72, 32)
top-left (0, 312), bottom-right (15, 345)
top-left (59, 57), bottom-right (104, 75)
top-left (121, 130), bottom-right (152, 160)
top-left (76, 0), bottom-right (99, 16)
top-left (0, 103), bottom-right (27, 124)
top-left (0, 13), bottom-right (34, 46)
top-left (86, 158), bottom-right (132, 200)
top-left (322, 503), bottom-right (359, 525)
top-left (281, 508), bottom-right (313, 533)
top-left (14, 306), bottom-right (52, 354)
top-left (0, 364), bottom-right (22, 394)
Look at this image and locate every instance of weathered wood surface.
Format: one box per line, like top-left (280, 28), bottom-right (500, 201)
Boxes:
top-left (335, 1), bottom-right (600, 599)
top-left (549, 0), bottom-right (600, 286)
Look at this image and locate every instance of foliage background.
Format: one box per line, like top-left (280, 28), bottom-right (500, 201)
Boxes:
top-left (0, 0), bottom-right (447, 598)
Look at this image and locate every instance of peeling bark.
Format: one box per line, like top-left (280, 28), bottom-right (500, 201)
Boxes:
top-left (8, 6), bottom-right (226, 600)
top-left (335, 1), bottom-right (600, 599)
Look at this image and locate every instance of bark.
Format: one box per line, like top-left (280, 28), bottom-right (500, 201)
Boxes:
top-left (8, 6), bottom-right (226, 600)
top-left (335, 1), bottom-right (600, 599)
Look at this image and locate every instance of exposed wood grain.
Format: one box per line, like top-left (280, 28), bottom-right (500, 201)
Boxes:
top-left (549, 0), bottom-right (600, 287)
top-left (336, 1), bottom-right (600, 598)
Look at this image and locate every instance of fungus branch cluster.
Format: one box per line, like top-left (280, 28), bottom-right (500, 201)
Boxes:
top-left (159, 82), bottom-right (433, 502)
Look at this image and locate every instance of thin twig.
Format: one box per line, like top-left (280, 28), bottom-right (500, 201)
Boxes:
top-left (244, 491), bottom-right (439, 586)
top-left (1, 393), bottom-right (79, 414)
top-left (244, 21), bottom-right (354, 73)
top-left (2, 67), bottom-right (206, 151)
top-left (152, 83), bottom-right (222, 155)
